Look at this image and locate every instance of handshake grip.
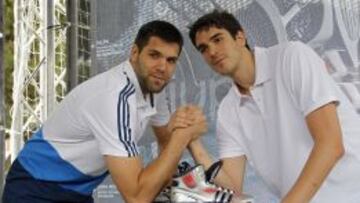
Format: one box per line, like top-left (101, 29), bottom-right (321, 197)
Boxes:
top-left (168, 105), bottom-right (208, 140)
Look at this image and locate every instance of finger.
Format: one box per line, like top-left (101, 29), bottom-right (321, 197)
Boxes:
top-left (191, 114), bottom-right (207, 123)
top-left (190, 110), bottom-right (205, 119)
top-left (170, 119), bottom-right (194, 132)
top-left (186, 106), bottom-right (202, 114)
top-left (172, 123), bottom-right (191, 130)
top-left (176, 112), bottom-right (189, 120)
top-left (176, 106), bottom-right (189, 113)
top-left (175, 116), bottom-right (195, 123)
top-left (176, 117), bottom-right (195, 124)
top-left (185, 110), bottom-right (203, 119)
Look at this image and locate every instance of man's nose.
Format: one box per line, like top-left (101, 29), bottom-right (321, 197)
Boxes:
top-left (208, 46), bottom-right (218, 58)
top-left (157, 58), bottom-right (167, 72)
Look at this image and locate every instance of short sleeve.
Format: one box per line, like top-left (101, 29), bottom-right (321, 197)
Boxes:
top-left (82, 82), bottom-right (139, 157)
top-left (281, 42), bottom-right (339, 116)
top-left (216, 102), bottom-right (246, 159)
top-left (149, 91), bottom-right (171, 127)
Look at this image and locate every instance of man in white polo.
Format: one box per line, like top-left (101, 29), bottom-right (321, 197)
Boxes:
top-left (186, 10), bottom-right (360, 203)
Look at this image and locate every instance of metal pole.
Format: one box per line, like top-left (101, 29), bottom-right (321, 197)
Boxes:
top-left (46, 0), bottom-right (55, 116)
top-left (66, 0), bottom-right (78, 90)
top-left (40, 0), bottom-right (55, 120)
top-left (40, 0), bottom-right (46, 121)
top-left (0, 0), bottom-right (5, 195)
top-left (90, 0), bottom-right (97, 76)
top-left (10, 0), bottom-right (24, 162)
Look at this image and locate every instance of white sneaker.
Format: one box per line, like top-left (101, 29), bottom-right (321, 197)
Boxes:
top-left (170, 164), bottom-right (233, 202)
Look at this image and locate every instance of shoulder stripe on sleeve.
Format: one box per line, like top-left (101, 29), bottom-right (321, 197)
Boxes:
top-left (117, 78), bottom-right (138, 157)
top-left (123, 87), bottom-right (138, 156)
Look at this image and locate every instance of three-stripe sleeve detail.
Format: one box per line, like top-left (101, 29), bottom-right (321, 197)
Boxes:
top-left (117, 78), bottom-right (138, 157)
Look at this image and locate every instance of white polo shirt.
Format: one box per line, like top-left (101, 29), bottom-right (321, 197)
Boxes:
top-left (217, 41), bottom-right (360, 202)
top-left (17, 60), bottom-right (170, 195)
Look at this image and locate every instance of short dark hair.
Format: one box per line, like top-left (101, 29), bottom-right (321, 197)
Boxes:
top-left (189, 10), bottom-right (250, 50)
top-left (134, 20), bottom-right (183, 54)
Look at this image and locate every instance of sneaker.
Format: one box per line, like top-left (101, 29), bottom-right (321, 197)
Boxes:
top-left (170, 163), bottom-right (233, 202)
top-left (153, 186), bottom-right (171, 203)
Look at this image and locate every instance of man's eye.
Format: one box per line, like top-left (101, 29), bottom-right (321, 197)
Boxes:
top-left (214, 37), bottom-right (221, 43)
top-left (168, 58), bottom-right (176, 64)
top-left (199, 47), bottom-right (206, 53)
top-left (150, 53), bottom-right (160, 58)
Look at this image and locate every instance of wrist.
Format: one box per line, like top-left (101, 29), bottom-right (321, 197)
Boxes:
top-left (281, 193), bottom-right (304, 203)
top-left (171, 130), bottom-right (192, 146)
top-left (188, 138), bottom-right (202, 150)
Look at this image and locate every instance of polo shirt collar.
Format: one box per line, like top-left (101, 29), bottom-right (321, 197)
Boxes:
top-left (253, 46), bottom-right (272, 86)
top-left (230, 46), bottom-right (272, 104)
top-left (122, 60), bottom-right (154, 108)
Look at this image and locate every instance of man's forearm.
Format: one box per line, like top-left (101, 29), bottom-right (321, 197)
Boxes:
top-left (188, 139), bottom-right (213, 169)
top-left (188, 140), bottom-right (242, 194)
top-left (282, 141), bottom-right (344, 203)
top-left (153, 125), bottom-right (171, 153)
top-left (133, 133), bottom-right (190, 202)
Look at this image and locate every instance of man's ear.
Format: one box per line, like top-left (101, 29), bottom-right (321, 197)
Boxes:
top-left (130, 44), bottom-right (139, 61)
top-left (235, 31), bottom-right (247, 47)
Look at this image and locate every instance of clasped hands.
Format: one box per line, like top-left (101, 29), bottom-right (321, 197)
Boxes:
top-left (167, 105), bottom-right (208, 143)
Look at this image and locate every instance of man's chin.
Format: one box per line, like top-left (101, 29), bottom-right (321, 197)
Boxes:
top-left (149, 85), bottom-right (165, 94)
top-left (212, 65), bottom-right (227, 75)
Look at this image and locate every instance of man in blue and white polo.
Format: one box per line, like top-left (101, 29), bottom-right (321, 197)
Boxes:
top-left (3, 20), bottom-right (207, 203)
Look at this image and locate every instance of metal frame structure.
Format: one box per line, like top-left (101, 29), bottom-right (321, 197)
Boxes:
top-left (67, 0), bottom-right (94, 89)
top-left (10, 0), bottom-right (67, 161)
top-left (76, 0), bottom-right (93, 82)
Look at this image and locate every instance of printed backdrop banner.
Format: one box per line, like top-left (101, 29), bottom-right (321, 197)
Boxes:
top-left (93, 0), bottom-right (360, 202)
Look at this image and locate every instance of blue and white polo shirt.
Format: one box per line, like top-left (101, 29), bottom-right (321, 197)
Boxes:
top-left (16, 60), bottom-right (170, 196)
